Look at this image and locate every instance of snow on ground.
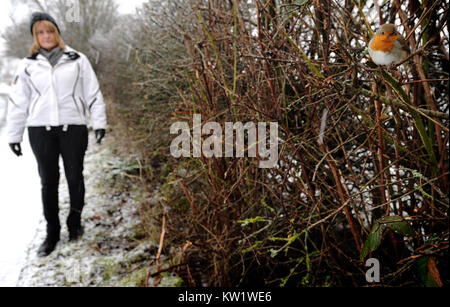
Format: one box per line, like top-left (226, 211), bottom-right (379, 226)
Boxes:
top-left (1, 87), bottom-right (180, 287)
top-left (0, 125), bottom-right (41, 287)
top-left (12, 131), bottom-right (180, 287)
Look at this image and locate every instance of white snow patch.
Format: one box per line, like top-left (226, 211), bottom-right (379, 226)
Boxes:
top-left (0, 126), bottom-right (41, 287)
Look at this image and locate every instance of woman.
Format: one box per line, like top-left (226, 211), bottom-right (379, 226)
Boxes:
top-left (6, 12), bottom-right (107, 257)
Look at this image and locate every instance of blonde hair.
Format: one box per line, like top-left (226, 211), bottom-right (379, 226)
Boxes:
top-left (29, 20), bottom-right (66, 55)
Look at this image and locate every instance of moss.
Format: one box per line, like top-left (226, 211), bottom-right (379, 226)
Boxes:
top-left (116, 266), bottom-right (148, 287)
top-left (159, 273), bottom-right (185, 287)
top-left (102, 258), bottom-right (121, 282)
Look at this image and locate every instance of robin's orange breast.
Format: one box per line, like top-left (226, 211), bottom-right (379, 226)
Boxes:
top-left (370, 34), bottom-right (399, 53)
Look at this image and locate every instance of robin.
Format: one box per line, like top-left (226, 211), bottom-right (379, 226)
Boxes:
top-left (368, 24), bottom-right (409, 66)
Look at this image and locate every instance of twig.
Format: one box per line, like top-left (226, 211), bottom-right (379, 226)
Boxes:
top-left (145, 214), bottom-right (166, 287)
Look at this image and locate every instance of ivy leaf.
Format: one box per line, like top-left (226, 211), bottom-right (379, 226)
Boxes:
top-left (360, 223), bottom-right (383, 261)
top-left (378, 216), bottom-right (415, 237)
top-left (270, 249), bottom-right (279, 258)
top-left (361, 216), bottom-right (416, 260)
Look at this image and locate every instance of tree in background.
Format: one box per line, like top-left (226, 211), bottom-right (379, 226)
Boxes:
top-left (1, 0), bottom-right (118, 66)
top-left (1, 18), bottom-right (32, 59)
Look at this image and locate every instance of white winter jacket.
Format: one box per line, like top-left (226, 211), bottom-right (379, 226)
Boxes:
top-left (6, 46), bottom-right (107, 143)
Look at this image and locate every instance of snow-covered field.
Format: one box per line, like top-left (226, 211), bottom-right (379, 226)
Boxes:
top-left (0, 124), bottom-right (41, 287)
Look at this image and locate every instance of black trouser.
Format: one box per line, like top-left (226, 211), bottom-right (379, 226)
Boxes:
top-left (28, 125), bottom-right (88, 239)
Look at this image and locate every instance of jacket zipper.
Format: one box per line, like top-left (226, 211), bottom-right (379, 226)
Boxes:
top-left (50, 64), bottom-right (59, 125)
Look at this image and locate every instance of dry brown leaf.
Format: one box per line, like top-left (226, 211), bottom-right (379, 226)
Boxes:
top-left (428, 257), bottom-right (443, 287)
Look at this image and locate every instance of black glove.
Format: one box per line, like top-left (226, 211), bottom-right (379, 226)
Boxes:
top-left (95, 129), bottom-right (106, 144)
top-left (9, 143), bottom-right (22, 156)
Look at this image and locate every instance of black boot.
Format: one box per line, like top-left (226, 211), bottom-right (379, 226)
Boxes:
top-left (69, 225), bottom-right (84, 242)
top-left (37, 234), bottom-right (59, 257)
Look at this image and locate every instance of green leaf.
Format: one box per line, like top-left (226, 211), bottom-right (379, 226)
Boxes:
top-left (360, 215), bottom-right (414, 261)
top-left (416, 256), bottom-right (442, 287)
top-left (270, 249), bottom-right (278, 258)
top-left (378, 216), bottom-right (415, 237)
top-left (416, 186), bottom-right (434, 200)
top-left (425, 233), bottom-right (439, 243)
top-left (412, 169), bottom-right (425, 179)
top-left (360, 223), bottom-right (384, 261)
top-left (417, 256), bottom-right (429, 286)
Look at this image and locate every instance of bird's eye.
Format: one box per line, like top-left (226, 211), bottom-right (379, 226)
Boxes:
top-left (381, 31), bottom-right (385, 35)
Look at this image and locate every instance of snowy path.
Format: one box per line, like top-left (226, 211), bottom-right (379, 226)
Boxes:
top-left (15, 132), bottom-right (140, 286)
top-left (12, 131), bottom-right (179, 287)
top-left (1, 125), bottom-right (179, 287)
top-left (0, 124), bottom-right (41, 287)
